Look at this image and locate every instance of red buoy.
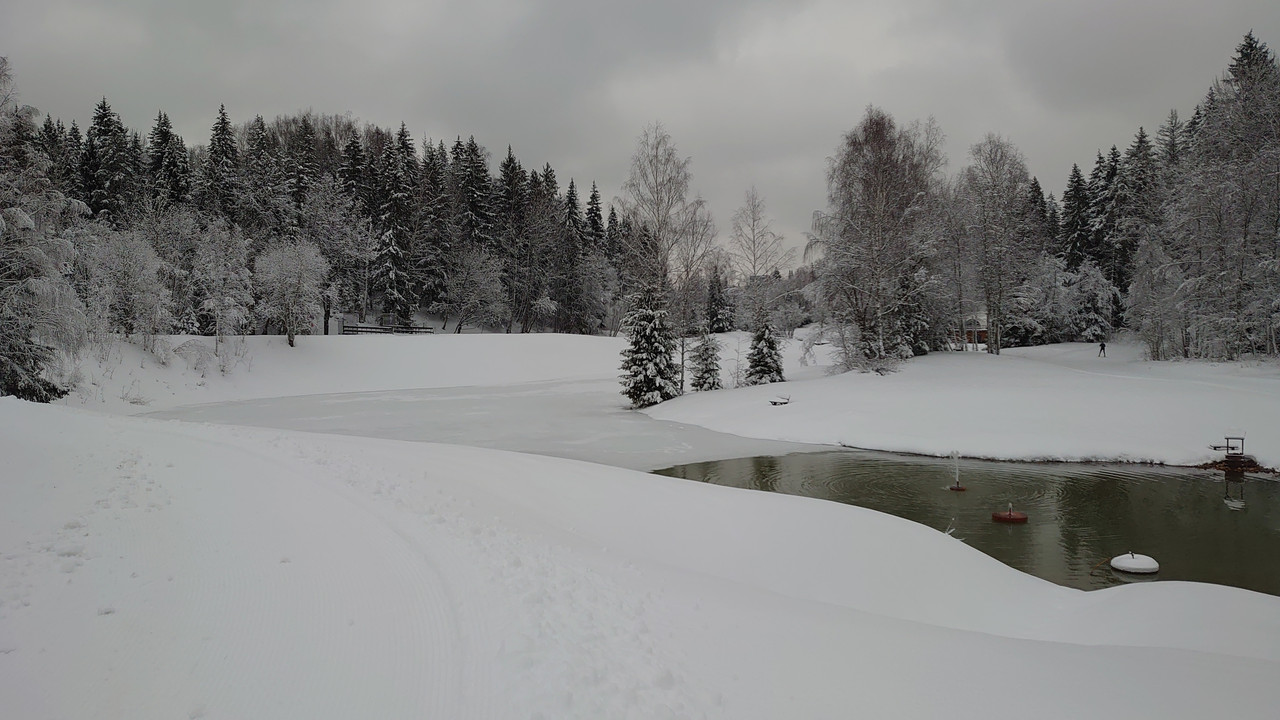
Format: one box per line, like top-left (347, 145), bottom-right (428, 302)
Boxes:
top-left (992, 510), bottom-right (1028, 524)
top-left (948, 484), bottom-right (967, 492)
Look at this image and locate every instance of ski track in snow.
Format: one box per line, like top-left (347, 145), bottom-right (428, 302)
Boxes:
top-left (3, 407), bottom-right (725, 718)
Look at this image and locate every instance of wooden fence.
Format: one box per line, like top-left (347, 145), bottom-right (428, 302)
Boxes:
top-left (341, 324), bottom-right (435, 335)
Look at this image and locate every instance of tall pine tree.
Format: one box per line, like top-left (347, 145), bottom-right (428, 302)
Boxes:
top-left (145, 110), bottom-right (191, 205)
top-left (372, 144), bottom-right (414, 324)
top-left (83, 98), bottom-right (135, 221)
top-left (1059, 164), bottom-right (1090, 269)
top-left (198, 104), bottom-right (241, 220)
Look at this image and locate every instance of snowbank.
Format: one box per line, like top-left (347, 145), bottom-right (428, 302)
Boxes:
top-left (3, 399), bottom-right (1278, 719)
top-left (651, 339), bottom-right (1280, 469)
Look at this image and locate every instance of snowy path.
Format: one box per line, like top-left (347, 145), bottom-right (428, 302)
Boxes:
top-left (4, 400), bottom-right (1279, 719)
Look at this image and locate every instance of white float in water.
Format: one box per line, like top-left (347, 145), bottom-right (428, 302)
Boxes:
top-left (1110, 552), bottom-right (1160, 574)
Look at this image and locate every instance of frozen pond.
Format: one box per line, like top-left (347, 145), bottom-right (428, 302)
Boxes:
top-left (656, 451), bottom-right (1280, 595)
top-left (145, 378), bottom-right (814, 471)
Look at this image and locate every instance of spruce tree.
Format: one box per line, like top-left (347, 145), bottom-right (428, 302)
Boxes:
top-left (372, 144), bottom-right (414, 324)
top-left (450, 136), bottom-right (495, 253)
top-left (553, 178), bottom-right (589, 333)
top-left (493, 146), bottom-right (528, 329)
top-left (338, 135), bottom-right (367, 211)
top-left (1086, 147), bottom-right (1122, 282)
top-left (394, 122), bottom-right (419, 182)
top-left (286, 114), bottom-right (318, 219)
top-left (60, 121), bottom-right (83, 199)
top-left (619, 288), bottom-right (680, 408)
top-left (413, 140), bottom-right (451, 310)
top-left (585, 182), bottom-right (605, 254)
top-left (1227, 30), bottom-right (1276, 89)
top-left (146, 111), bottom-right (191, 204)
top-left (241, 114), bottom-right (286, 233)
top-left (705, 263), bottom-right (735, 333)
top-left (744, 318), bottom-right (784, 386)
top-left (1059, 164), bottom-right (1090, 269)
top-left (1045, 193), bottom-right (1061, 243)
top-left (83, 98), bottom-right (135, 221)
top-left (1155, 110), bottom-right (1186, 182)
top-left (1110, 127), bottom-right (1159, 304)
top-left (199, 104), bottom-right (241, 219)
top-left (688, 327), bottom-right (722, 391)
top-left (35, 116), bottom-right (65, 179)
top-left (605, 205), bottom-right (621, 263)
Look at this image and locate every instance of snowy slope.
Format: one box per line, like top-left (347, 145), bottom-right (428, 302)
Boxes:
top-left (3, 399), bottom-right (1278, 719)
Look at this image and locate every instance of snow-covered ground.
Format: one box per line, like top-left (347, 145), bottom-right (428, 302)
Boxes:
top-left (1, 331), bottom-right (1277, 718)
top-left (652, 338), bottom-right (1280, 470)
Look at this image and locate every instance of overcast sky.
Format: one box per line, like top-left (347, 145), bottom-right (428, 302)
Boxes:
top-left (4, 0), bottom-right (1277, 255)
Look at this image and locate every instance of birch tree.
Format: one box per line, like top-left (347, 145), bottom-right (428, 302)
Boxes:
top-left (959, 133), bottom-right (1032, 354)
top-left (806, 107), bottom-right (945, 365)
top-left (728, 186), bottom-right (792, 279)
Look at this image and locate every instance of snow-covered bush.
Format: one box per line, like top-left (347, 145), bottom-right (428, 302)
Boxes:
top-left (255, 239), bottom-right (329, 347)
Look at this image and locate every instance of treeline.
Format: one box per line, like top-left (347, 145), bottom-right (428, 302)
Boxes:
top-left (806, 32), bottom-right (1280, 368)
top-left (2, 55), bottom-right (678, 400)
top-left (27, 99), bottom-right (627, 336)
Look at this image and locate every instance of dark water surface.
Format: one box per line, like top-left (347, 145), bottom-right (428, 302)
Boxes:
top-left (655, 451), bottom-right (1280, 595)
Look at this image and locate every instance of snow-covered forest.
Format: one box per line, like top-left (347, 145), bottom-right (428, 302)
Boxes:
top-left (2, 32), bottom-right (1278, 403)
top-left (807, 31), bottom-right (1280, 368)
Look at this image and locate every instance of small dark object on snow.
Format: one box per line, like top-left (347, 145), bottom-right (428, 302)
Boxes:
top-left (769, 395), bottom-right (791, 406)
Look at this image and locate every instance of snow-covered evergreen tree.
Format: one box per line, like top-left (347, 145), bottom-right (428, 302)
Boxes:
top-left (83, 98), bottom-right (135, 222)
top-left (338, 134), bottom-right (368, 212)
top-left (688, 328), bottom-right (722, 391)
top-left (412, 139), bottom-right (451, 312)
top-left (238, 114), bottom-right (289, 235)
top-left (619, 288), bottom-right (680, 408)
top-left (552, 178), bottom-right (590, 334)
top-left (198, 104), bottom-right (241, 220)
top-left (372, 144), bottom-right (414, 324)
top-left (285, 114), bottom-right (318, 220)
top-left (1068, 260), bottom-right (1117, 343)
top-left (145, 111), bottom-right (190, 205)
top-left (450, 135), bottom-right (495, 253)
top-left (744, 318), bottom-right (784, 386)
top-left (585, 182), bottom-right (605, 255)
top-left (705, 263), bottom-right (734, 333)
top-left (1, 59), bottom-right (87, 400)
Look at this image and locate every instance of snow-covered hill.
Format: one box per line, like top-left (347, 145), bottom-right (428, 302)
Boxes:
top-left (3, 399), bottom-right (1278, 719)
top-left (5, 331), bottom-right (1274, 718)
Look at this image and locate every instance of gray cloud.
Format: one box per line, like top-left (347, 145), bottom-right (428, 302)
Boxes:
top-left (4, 0), bottom-right (1277, 255)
